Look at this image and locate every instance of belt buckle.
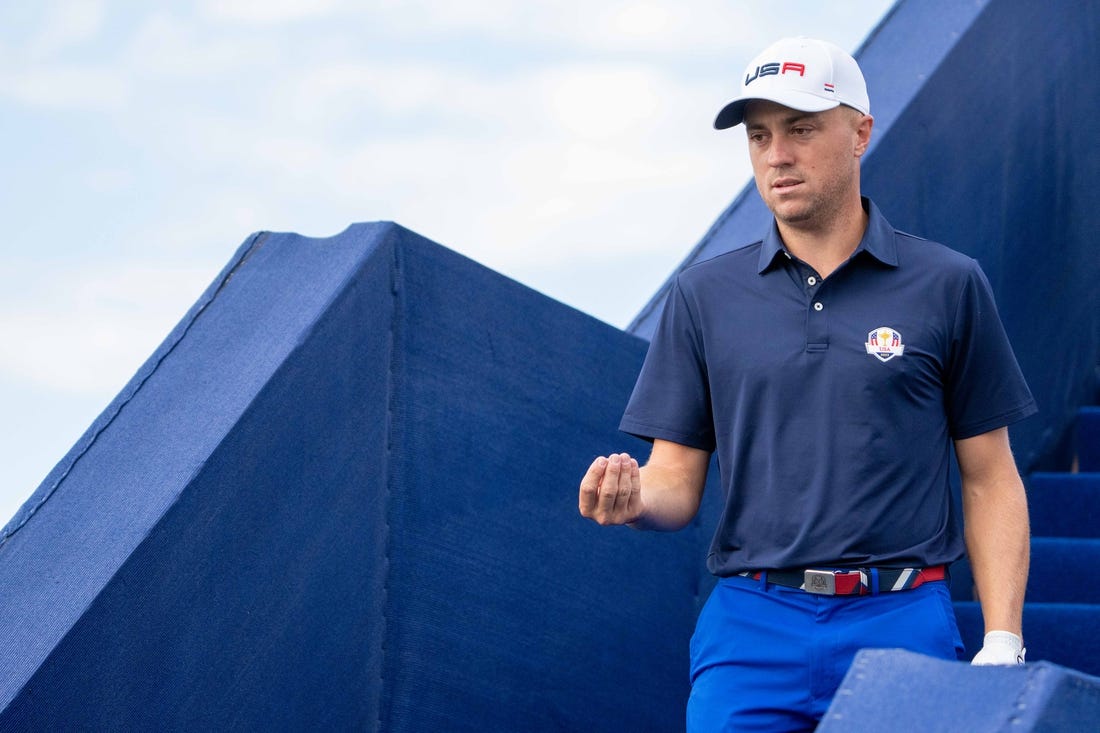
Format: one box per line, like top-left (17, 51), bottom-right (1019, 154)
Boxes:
top-left (804, 569), bottom-right (836, 595)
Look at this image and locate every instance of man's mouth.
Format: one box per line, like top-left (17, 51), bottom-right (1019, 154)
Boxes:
top-left (772, 177), bottom-right (802, 191)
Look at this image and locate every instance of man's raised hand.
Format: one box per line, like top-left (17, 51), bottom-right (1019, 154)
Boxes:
top-left (578, 453), bottom-right (645, 526)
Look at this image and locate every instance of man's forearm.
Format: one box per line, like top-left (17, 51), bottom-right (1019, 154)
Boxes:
top-left (628, 463), bottom-right (705, 532)
top-left (962, 474), bottom-right (1030, 636)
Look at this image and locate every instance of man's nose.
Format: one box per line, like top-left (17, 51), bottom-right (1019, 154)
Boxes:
top-left (766, 136), bottom-right (795, 167)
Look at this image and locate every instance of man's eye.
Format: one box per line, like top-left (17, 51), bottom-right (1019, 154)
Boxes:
top-left (792, 127), bottom-right (811, 136)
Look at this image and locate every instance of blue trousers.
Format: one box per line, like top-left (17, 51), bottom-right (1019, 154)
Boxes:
top-left (687, 573), bottom-right (964, 732)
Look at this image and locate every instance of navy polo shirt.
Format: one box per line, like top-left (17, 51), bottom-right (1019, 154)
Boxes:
top-left (621, 198), bottom-right (1037, 576)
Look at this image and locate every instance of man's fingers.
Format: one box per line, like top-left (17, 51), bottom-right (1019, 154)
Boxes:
top-left (580, 453), bottom-right (642, 525)
top-left (605, 453), bottom-right (640, 520)
top-left (578, 456), bottom-right (607, 516)
top-left (597, 454), bottom-right (624, 513)
top-left (615, 454), bottom-right (641, 515)
top-left (611, 451), bottom-right (638, 501)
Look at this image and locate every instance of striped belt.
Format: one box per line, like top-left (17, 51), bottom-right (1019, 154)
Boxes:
top-left (737, 565), bottom-right (947, 596)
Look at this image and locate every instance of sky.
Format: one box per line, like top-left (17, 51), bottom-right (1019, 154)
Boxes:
top-left (0, 0), bottom-right (895, 524)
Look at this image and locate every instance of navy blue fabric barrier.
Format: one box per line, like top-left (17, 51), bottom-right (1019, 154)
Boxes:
top-left (818, 648), bottom-right (1100, 732)
top-left (1079, 408), bottom-right (1100, 471)
top-left (1027, 473), bottom-right (1100, 538)
top-left (1025, 539), bottom-right (1100, 605)
top-left (630, 0), bottom-right (1100, 475)
top-left (952, 539), bottom-right (1100, 606)
top-left (0, 224), bottom-right (716, 730)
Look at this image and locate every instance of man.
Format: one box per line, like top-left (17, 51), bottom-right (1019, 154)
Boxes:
top-left (578, 37), bottom-right (1036, 731)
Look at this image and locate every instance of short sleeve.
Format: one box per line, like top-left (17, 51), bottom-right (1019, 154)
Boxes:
top-left (944, 261), bottom-right (1038, 439)
top-left (619, 278), bottom-right (716, 451)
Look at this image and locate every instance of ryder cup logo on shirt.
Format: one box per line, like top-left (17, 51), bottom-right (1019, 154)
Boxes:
top-left (865, 327), bottom-right (905, 362)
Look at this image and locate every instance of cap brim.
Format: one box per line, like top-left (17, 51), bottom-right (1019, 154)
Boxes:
top-left (713, 92), bottom-right (841, 130)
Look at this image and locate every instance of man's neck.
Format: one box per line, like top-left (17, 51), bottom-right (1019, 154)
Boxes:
top-left (776, 198), bottom-right (869, 279)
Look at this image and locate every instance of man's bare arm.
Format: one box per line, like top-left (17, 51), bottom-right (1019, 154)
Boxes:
top-left (956, 426), bottom-right (1029, 663)
top-left (579, 439), bottom-right (710, 531)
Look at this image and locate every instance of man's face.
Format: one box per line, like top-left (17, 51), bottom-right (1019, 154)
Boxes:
top-left (742, 100), bottom-right (872, 229)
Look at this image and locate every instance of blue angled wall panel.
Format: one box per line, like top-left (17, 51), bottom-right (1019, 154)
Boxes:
top-left (377, 227), bottom-right (714, 731)
top-left (0, 225), bottom-right (399, 728)
top-left (0, 225), bottom-right (715, 730)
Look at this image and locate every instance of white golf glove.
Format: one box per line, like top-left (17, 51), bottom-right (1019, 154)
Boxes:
top-left (970, 631), bottom-right (1025, 665)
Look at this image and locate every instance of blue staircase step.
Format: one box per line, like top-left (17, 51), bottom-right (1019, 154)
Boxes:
top-left (1027, 473), bottom-right (1100, 538)
top-left (1029, 538), bottom-right (1100, 603)
top-left (950, 537), bottom-right (1100, 604)
top-left (1078, 407), bottom-right (1100, 472)
top-left (954, 602), bottom-right (1100, 677)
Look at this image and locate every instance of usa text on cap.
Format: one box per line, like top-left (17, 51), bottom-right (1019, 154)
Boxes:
top-left (714, 37), bottom-right (870, 129)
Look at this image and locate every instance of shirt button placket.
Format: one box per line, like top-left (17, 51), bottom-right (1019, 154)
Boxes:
top-left (807, 287), bottom-right (828, 351)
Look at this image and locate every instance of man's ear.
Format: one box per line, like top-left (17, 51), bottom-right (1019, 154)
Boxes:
top-left (854, 113), bottom-right (874, 157)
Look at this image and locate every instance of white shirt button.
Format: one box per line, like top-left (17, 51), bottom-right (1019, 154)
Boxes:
top-left (813, 302), bottom-right (824, 311)
top-left (807, 276), bottom-right (817, 286)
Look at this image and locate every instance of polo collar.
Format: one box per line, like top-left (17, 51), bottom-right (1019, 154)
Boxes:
top-left (757, 197), bottom-right (900, 274)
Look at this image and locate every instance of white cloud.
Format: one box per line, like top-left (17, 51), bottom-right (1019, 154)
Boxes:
top-left (198, 0), bottom-right (344, 25)
top-left (0, 64), bottom-right (128, 109)
top-left (28, 0), bottom-right (105, 58)
top-left (274, 58), bottom-right (557, 143)
top-left (607, 2), bottom-right (673, 39)
top-left (84, 47), bottom-right (742, 273)
top-left (283, 60), bottom-right (487, 124)
top-left (544, 66), bottom-right (662, 140)
top-left (360, 0), bottom-right (540, 39)
top-left (83, 167), bottom-right (135, 194)
top-left (349, 0), bottom-right (853, 56)
top-left (124, 11), bottom-right (281, 78)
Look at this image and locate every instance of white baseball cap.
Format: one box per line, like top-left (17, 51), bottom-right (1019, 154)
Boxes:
top-left (714, 37), bottom-right (870, 129)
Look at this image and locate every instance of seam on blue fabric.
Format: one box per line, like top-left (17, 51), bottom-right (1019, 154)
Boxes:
top-left (374, 229), bottom-right (402, 731)
top-left (0, 231), bottom-right (271, 549)
top-left (1002, 663), bottom-right (1045, 730)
